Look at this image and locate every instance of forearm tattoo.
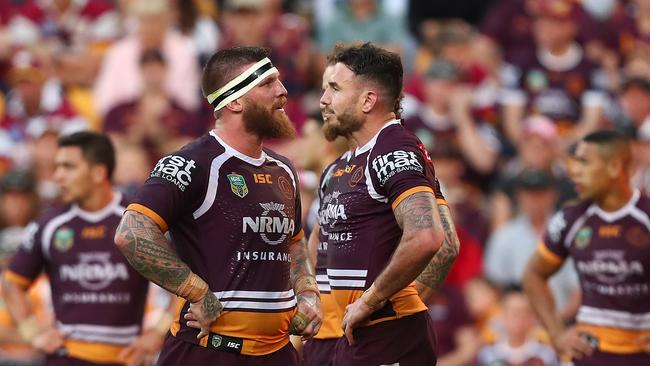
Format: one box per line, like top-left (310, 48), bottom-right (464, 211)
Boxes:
top-left (289, 238), bottom-right (316, 291)
top-left (416, 204), bottom-right (460, 291)
top-left (115, 210), bottom-right (191, 293)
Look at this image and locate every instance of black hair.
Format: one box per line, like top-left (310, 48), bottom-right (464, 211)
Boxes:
top-left (328, 43), bottom-right (404, 118)
top-left (582, 129), bottom-right (632, 167)
top-left (58, 131), bottom-right (116, 180)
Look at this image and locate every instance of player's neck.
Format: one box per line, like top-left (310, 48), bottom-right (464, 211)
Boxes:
top-left (351, 113), bottom-right (396, 151)
top-left (213, 126), bottom-right (263, 159)
top-left (597, 183), bottom-right (633, 212)
top-left (78, 184), bottom-right (114, 212)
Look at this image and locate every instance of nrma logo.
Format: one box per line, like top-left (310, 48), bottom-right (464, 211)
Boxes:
top-left (151, 155), bottom-right (196, 191)
top-left (59, 253), bottom-right (129, 290)
top-left (319, 204), bottom-right (347, 226)
top-left (243, 202), bottom-right (295, 245)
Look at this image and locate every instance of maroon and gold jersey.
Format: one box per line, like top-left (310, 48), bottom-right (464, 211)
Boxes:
top-left (538, 190), bottom-right (650, 353)
top-left (129, 131), bottom-right (303, 356)
top-left (314, 225), bottom-right (343, 340)
top-left (5, 193), bottom-right (150, 364)
top-left (318, 120), bottom-right (442, 327)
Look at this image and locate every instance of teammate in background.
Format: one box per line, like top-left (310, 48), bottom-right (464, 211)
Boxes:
top-left (1, 132), bottom-right (166, 366)
top-left (301, 61), bottom-right (347, 366)
top-left (524, 130), bottom-right (650, 366)
top-left (318, 42), bottom-right (459, 365)
top-left (114, 46), bottom-right (322, 366)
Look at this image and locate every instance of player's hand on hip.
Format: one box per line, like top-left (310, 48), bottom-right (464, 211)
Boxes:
top-left (31, 326), bottom-right (65, 354)
top-left (184, 292), bottom-right (223, 340)
top-left (289, 291), bottom-right (322, 340)
top-left (552, 327), bottom-right (595, 360)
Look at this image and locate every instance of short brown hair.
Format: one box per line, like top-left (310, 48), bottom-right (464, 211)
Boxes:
top-left (201, 46), bottom-right (270, 98)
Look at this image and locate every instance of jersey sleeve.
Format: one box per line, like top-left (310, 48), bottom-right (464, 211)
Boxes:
top-left (127, 153), bottom-right (203, 231)
top-left (538, 208), bottom-right (571, 265)
top-left (6, 222), bottom-right (46, 288)
top-left (368, 132), bottom-right (437, 209)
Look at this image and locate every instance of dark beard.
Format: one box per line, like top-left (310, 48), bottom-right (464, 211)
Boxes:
top-left (322, 109), bottom-right (364, 142)
top-left (242, 99), bottom-right (296, 139)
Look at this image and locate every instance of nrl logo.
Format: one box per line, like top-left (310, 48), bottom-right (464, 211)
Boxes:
top-left (227, 173), bottom-right (248, 198)
top-left (211, 334), bottom-right (222, 348)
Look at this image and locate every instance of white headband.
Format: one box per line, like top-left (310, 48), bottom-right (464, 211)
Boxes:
top-left (206, 57), bottom-right (279, 111)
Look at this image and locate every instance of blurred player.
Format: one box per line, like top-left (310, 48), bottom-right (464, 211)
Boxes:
top-left (524, 130), bottom-right (650, 366)
top-left (115, 46), bottom-right (322, 365)
top-left (2, 132), bottom-right (164, 365)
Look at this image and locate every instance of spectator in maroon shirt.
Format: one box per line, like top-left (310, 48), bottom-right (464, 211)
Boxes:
top-left (104, 49), bottom-right (203, 159)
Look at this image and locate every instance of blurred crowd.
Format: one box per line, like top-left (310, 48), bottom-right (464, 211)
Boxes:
top-left (0, 0), bottom-right (649, 365)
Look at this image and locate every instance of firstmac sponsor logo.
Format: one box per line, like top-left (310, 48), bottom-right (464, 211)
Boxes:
top-left (151, 155), bottom-right (197, 191)
top-left (372, 150), bottom-right (423, 185)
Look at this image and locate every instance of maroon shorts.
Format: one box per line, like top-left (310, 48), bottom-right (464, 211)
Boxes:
top-left (332, 311), bottom-right (437, 366)
top-left (156, 334), bottom-right (300, 366)
top-left (573, 350), bottom-right (650, 366)
top-left (44, 354), bottom-right (121, 366)
top-left (302, 338), bottom-right (339, 366)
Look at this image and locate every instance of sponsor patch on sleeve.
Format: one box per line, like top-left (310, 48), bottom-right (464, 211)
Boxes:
top-left (150, 155), bottom-right (197, 192)
top-left (371, 150), bottom-right (424, 186)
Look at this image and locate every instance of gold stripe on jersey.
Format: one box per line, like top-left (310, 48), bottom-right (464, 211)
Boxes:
top-left (314, 293), bottom-right (343, 340)
top-left (577, 324), bottom-right (650, 354)
top-left (126, 203), bottom-right (169, 232)
top-left (436, 198), bottom-right (448, 206)
top-left (331, 284), bottom-right (427, 327)
top-left (391, 186), bottom-right (434, 209)
top-left (291, 229), bottom-right (305, 243)
top-left (3, 270), bottom-right (33, 289)
top-left (171, 299), bottom-right (293, 355)
top-left (536, 242), bottom-right (565, 266)
top-left (65, 340), bottom-right (124, 364)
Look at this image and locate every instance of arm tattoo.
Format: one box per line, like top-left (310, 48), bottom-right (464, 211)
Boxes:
top-left (372, 192), bottom-right (442, 299)
top-left (289, 238), bottom-right (315, 289)
top-left (416, 204), bottom-right (460, 291)
top-left (394, 191), bottom-right (435, 231)
top-left (115, 210), bottom-right (191, 294)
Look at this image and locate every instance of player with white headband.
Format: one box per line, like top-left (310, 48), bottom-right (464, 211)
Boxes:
top-left (115, 46), bottom-right (322, 366)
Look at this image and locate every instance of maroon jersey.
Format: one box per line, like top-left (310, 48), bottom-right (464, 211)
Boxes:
top-left (538, 190), bottom-right (650, 354)
top-left (5, 193), bottom-right (149, 364)
top-left (504, 45), bottom-right (604, 134)
top-left (128, 131), bottom-right (303, 356)
top-left (318, 120), bottom-right (441, 327)
top-left (313, 212), bottom-right (343, 340)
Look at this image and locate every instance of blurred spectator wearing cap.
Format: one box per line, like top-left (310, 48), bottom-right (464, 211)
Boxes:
top-left (484, 168), bottom-right (579, 319)
top-left (500, 0), bottom-right (608, 147)
top-left (104, 49), bottom-right (204, 160)
top-left (0, 50), bottom-right (88, 171)
top-left (475, 288), bottom-right (560, 366)
top-left (94, 0), bottom-right (199, 119)
top-left (404, 60), bottom-right (501, 176)
top-left (490, 115), bottom-right (575, 229)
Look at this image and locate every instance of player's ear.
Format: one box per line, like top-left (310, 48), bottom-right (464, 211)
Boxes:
top-left (225, 98), bottom-right (244, 113)
top-left (361, 90), bottom-right (378, 113)
top-left (91, 164), bottom-right (108, 183)
top-left (606, 157), bottom-right (623, 178)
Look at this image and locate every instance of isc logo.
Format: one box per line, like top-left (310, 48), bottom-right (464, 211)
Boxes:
top-left (151, 155), bottom-right (197, 191)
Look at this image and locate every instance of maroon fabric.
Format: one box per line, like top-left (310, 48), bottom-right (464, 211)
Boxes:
top-left (302, 338), bottom-right (338, 366)
top-left (156, 335), bottom-right (301, 366)
top-left (45, 354), bottom-right (121, 366)
top-left (331, 311), bottom-right (437, 366)
top-left (427, 285), bottom-right (474, 357)
top-left (572, 350), bottom-right (650, 366)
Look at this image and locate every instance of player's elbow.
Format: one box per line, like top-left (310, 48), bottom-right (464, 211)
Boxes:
top-left (414, 227), bottom-right (445, 259)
